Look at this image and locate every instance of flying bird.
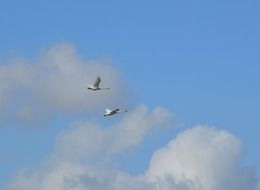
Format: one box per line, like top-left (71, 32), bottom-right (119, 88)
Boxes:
top-left (87, 76), bottom-right (110, 91)
top-left (104, 108), bottom-right (128, 117)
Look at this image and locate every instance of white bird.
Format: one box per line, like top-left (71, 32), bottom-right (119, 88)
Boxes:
top-left (104, 108), bottom-right (128, 117)
top-left (87, 76), bottom-right (110, 91)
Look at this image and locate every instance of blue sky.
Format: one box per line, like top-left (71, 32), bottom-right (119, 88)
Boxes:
top-left (0, 0), bottom-right (260, 189)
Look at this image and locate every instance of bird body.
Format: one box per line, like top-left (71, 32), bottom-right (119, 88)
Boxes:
top-left (104, 108), bottom-right (127, 116)
top-left (87, 76), bottom-right (109, 91)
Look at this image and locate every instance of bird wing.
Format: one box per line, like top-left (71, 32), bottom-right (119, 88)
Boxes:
top-left (105, 108), bottom-right (111, 113)
top-left (93, 76), bottom-right (101, 88)
top-left (110, 109), bottom-right (119, 115)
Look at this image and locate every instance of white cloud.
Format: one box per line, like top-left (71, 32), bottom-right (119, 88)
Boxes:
top-left (0, 43), bottom-right (128, 123)
top-left (53, 105), bottom-right (172, 161)
top-left (1, 43), bottom-right (258, 190)
top-left (5, 121), bottom-right (259, 190)
top-left (147, 125), bottom-right (258, 190)
top-left (6, 161), bottom-right (153, 190)
top-left (5, 105), bottom-right (172, 190)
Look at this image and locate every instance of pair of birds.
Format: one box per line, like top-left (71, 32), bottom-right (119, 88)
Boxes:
top-left (87, 76), bottom-right (128, 117)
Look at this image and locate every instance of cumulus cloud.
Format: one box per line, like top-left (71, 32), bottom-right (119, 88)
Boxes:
top-left (5, 105), bottom-right (172, 190)
top-left (1, 43), bottom-right (258, 190)
top-left (0, 43), bottom-right (128, 123)
top-left (5, 121), bottom-right (259, 190)
top-left (147, 126), bottom-right (258, 190)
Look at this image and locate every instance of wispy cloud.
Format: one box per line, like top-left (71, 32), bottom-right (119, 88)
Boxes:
top-left (0, 43), bottom-right (128, 124)
top-left (53, 105), bottom-right (172, 162)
